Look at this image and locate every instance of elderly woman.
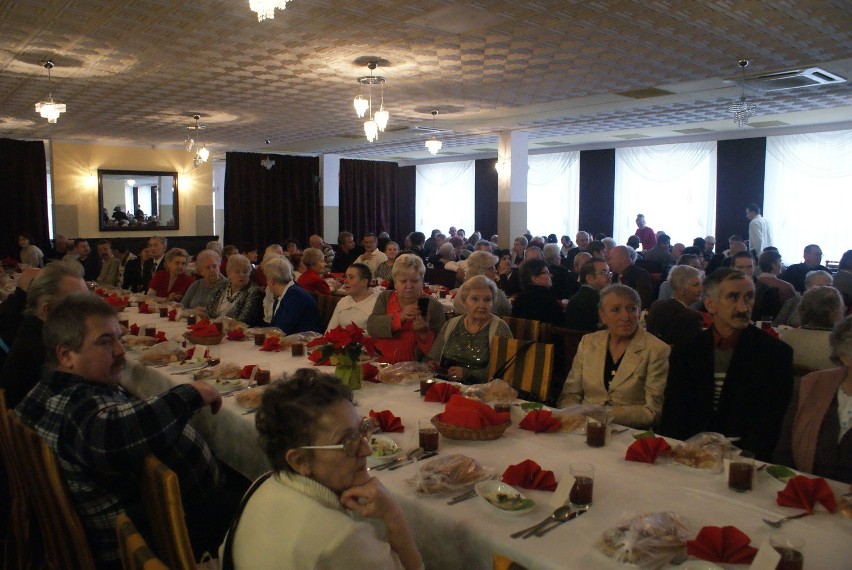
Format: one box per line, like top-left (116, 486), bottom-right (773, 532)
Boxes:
top-left (646, 265), bottom-right (705, 345)
top-left (17, 233), bottom-right (44, 267)
top-left (452, 251), bottom-right (511, 317)
top-left (774, 315), bottom-right (852, 483)
top-left (367, 253), bottom-right (444, 364)
top-left (147, 247), bottom-right (193, 301)
top-left (558, 284), bottom-right (671, 429)
top-left (779, 286), bottom-right (846, 370)
top-left (263, 256), bottom-right (322, 334)
top-left (758, 249), bottom-right (797, 303)
top-left (433, 242), bottom-right (459, 272)
top-left (774, 270), bottom-right (832, 327)
top-left (297, 247), bottom-right (332, 295)
top-left (224, 370), bottom-right (423, 569)
top-left (429, 276), bottom-right (513, 383)
top-left (182, 249), bottom-right (224, 309)
top-left (206, 254), bottom-right (263, 326)
top-left (326, 263), bottom-right (378, 332)
top-left (657, 254), bottom-right (702, 301)
top-left (373, 241), bottom-right (398, 282)
top-left (511, 258), bottom-right (563, 325)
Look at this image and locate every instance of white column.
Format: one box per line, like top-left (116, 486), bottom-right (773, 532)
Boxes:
top-left (320, 154), bottom-right (340, 242)
top-left (497, 131), bottom-right (528, 249)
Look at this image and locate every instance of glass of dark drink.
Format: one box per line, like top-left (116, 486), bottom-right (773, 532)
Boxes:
top-left (493, 401), bottom-right (512, 414)
top-left (291, 342), bottom-right (306, 357)
top-left (186, 315), bottom-right (197, 326)
top-left (158, 307), bottom-right (168, 318)
top-left (770, 534), bottom-right (804, 570)
top-left (418, 417), bottom-right (439, 452)
top-left (118, 319), bottom-right (129, 329)
top-left (419, 378), bottom-right (435, 396)
top-left (438, 289), bottom-right (447, 298)
top-left (727, 451), bottom-right (754, 492)
top-left (254, 368), bottom-right (271, 386)
top-left (254, 332), bottom-right (266, 346)
top-left (585, 411), bottom-right (608, 447)
top-left (144, 326), bottom-right (156, 337)
top-left (569, 463), bottom-right (594, 506)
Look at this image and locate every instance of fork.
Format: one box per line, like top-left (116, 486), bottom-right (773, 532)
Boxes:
top-left (762, 512), bottom-right (811, 528)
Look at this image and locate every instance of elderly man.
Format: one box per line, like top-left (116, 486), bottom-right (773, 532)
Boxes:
top-left (14, 294), bottom-right (224, 568)
top-left (72, 238), bottom-right (102, 282)
top-left (706, 235), bottom-right (746, 274)
top-left (780, 244), bottom-right (829, 293)
top-left (564, 259), bottom-right (612, 331)
top-left (646, 265), bottom-right (705, 345)
top-left (263, 256), bottom-right (321, 334)
top-left (330, 231), bottom-right (363, 273)
top-left (308, 234), bottom-right (335, 271)
top-left (746, 204), bottom-right (772, 257)
top-left (608, 245), bottom-right (654, 309)
top-left (95, 240), bottom-right (121, 286)
top-left (774, 270), bottom-right (833, 327)
top-left (354, 232), bottom-right (388, 275)
top-left (142, 236), bottom-right (167, 285)
top-left (562, 231), bottom-right (591, 270)
top-left (660, 268), bottom-right (793, 461)
top-left (543, 243), bottom-right (574, 300)
top-left (643, 233), bottom-right (676, 272)
top-left (182, 249), bottom-right (225, 310)
top-left (634, 214), bottom-right (656, 251)
top-left (704, 235), bottom-right (716, 256)
top-left (731, 251), bottom-right (781, 321)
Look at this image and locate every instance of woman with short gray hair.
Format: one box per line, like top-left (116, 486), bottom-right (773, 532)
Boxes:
top-left (297, 247), bottom-right (332, 295)
top-left (453, 250), bottom-right (511, 316)
top-left (646, 265), bottom-right (705, 345)
top-left (779, 286), bottom-right (845, 370)
top-left (206, 254), bottom-right (263, 326)
top-left (146, 247), bottom-right (193, 301)
top-left (263, 256), bottom-right (322, 334)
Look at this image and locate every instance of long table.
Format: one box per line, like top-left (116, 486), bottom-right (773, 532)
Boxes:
top-left (121, 310), bottom-right (852, 569)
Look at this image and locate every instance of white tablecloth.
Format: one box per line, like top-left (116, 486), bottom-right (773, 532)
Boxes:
top-left (121, 310), bottom-right (852, 570)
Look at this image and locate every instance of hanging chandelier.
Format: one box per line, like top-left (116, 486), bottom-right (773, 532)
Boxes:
top-left (425, 110), bottom-right (443, 155)
top-left (186, 114), bottom-right (209, 166)
top-left (34, 60), bottom-right (67, 124)
top-left (728, 59), bottom-right (757, 127)
top-left (353, 62), bottom-right (389, 142)
top-left (249, 0), bottom-right (291, 22)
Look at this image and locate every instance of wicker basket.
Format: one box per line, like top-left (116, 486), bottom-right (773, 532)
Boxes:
top-left (183, 332), bottom-right (225, 346)
top-left (431, 415), bottom-right (510, 441)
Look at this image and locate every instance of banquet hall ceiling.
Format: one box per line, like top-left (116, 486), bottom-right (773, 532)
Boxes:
top-left (1, 0), bottom-right (851, 163)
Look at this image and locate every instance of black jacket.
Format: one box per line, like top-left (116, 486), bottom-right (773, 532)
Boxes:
top-left (511, 285), bottom-right (563, 325)
top-left (563, 286), bottom-right (600, 332)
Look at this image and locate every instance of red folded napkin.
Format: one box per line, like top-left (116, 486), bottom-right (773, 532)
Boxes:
top-left (129, 324), bottom-right (140, 336)
top-left (203, 348), bottom-right (210, 359)
top-left (167, 309), bottom-right (178, 321)
top-left (362, 362), bottom-right (379, 383)
top-left (240, 364), bottom-right (257, 379)
top-left (226, 328), bottom-right (245, 341)
top-left (776, 475), bottom-right (836, 514)
top-left (154, 331), bottom-right (168, 344)
top-left (687, 526), bottom-right (758, 565)
top-left (138, 302), bottom-right (153, 314)
top-left (185, 347), bottom-right (195, 359)
top-left (437, 394), bottom-right (510, 429)
top-left (625, 437), bottom-right (671, 464)
top-left (425, 382), bottom-right (461, 403)
top-left (502, 459), bottom-right (558, 492)
top-left (308, 349), bottom-right (331, 365)
top-left (519, 410), bottom-right (561, 433)
top-left (104, 294), bottom-right (127, 308)
top-left (369, 410), bottom-right (404, 432)
top-left (260, 336), bottom-right (281, 352)
top-left (188, 323), bottom-right (221, 337)
top-left (1, 256), bottom-right (19, 266)
top-left (380, 280), bottom-right (390, 288)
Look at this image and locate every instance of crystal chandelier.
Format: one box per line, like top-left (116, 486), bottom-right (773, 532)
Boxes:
top-left (425, 110), bottom-right (443, 155)
top-left (34, 60), bottom-right (67, 124)
top-left (249, 0), bottom-right (291, 22)
top-left (186, 114), bottom-right (209, 166)
top-left (729, 59), bottom-right (757, 127)
top-left (354, 62), bottom-right (389, 142)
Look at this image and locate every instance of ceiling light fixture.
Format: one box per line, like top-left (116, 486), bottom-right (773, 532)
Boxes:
top-left (249, 0), bottom-right (291, 22)
top-left (729, 59), bottom-right (757, 127)
top-left (425, 110), bottom-right (443, 155)
top-left (354, 62), bottom-right (389, 142)
top-left (34, 60), bottom-right (67, 124)
top-left (186, 114), bottom-right (209, 166)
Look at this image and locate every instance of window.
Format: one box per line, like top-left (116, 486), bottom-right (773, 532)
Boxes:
top-left (415, 161), bottom-right (475, 233)
top-left (527, 152), bottom-right (579, 237)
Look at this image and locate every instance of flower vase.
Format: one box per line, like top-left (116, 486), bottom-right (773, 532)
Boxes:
top-left (334, 358), bottom-right (362, 390)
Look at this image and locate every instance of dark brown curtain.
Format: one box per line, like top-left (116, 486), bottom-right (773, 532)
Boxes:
top-left (0, 138), bottom-right (48, 259)
top-left (340, 159), bottom-right (414, 242)
top-left (224, 152), bottom-right (320, 249)
top-left (579, 149), bottom-right (615, 237)
top-left (474, 159), bottom-right (498, 239)
top-left (716, 137), bottom-right (766, 243)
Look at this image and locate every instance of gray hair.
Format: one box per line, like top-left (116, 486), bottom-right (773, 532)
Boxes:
top-left (43, 293), bottom-right (116, 367)
top-left (302, 247), bottom-right (325, 268)
top-left (805, 270), bottom-right (832, 288)
top-left (438, 242), bottom-right (456, 260)
top-left (205, 240), bottom-right (223, 255)
top-left (798, 286), bottom-right (843, 329)
top-left (263, 256), bottom-right (294, 285)
top-left (668, 265), bottom-right (702, 293)
top-left (573, 252), bottom-right (592, 272)
top-left (25, 261), bottom-right (85, 315)
top-left (391, 253), bottom-right (425, 281)
top-left (459, 274), bottom-right (497, 303)
top-left (602, 237), bottom-right (617, 250)
top-left (465, 251), bottom-right (498, 278)
top-left (624, 245), bottom-right (638, 263)
top-left (703, 268), bottom-right (750, 303)
top-left (164, 247), bottom-right (189, 264)
top-left (599, 284), bottom-right (642, 312)
top-left (196, 249), bottom-right (222, 265)
top-left (542, 243), bottom-right (561, 264)
top-left (150, 236), bottom-right (168, 248)
top-left (226, 253), bottom-right (252, 274)
top-left (514, 236), bottom-right (529, 248)
top-left (829, 315), bottom-right (852, 366)
top-left (263, 244), bottom-right (284, 261)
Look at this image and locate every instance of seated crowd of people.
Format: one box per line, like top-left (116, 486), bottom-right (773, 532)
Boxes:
top-left (1, 215), bottom-right (851, 568)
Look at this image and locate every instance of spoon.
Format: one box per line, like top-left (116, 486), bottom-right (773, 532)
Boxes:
top-left (511, 505), bottom-right (572, 539)
top-left (533, 505), bottom-right (589, 537)
top-left (762, 511), bottom-right (811, 528)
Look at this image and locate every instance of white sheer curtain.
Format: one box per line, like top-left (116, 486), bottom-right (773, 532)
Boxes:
top-left (764, 129), bottom-right (852, 262)
top-left (527, 152), bottom-right (579, 237)
top-left (415, 161), bottom-right (475, 233)
top-left (613, 142), bottom-right (716, 247)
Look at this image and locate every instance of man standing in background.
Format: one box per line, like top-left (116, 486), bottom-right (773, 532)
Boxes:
top-left (746, 204), bottom-right (771, 257)
top-left (634, 214), bottom-right (656, 251)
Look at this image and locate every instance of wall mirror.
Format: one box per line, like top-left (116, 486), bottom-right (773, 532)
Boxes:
top-left (98, 169), bottom-right (179, 231)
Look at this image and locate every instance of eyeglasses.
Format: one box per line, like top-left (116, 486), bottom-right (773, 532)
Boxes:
top-left (298, 417), bottom-right (378, 457)
top-left (598, 271), bottom-right (613, 277)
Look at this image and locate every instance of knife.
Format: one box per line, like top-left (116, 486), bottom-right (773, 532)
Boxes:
top-left (533, 508), bottom-right (588, 537)
top-left (388, 451), bottom-right (438, 471)
top-left (447, 488), bottom-right (477, 505)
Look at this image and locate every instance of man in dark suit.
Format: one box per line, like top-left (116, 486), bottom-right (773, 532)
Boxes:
top-left (780, 244), bottom-right (829, 293)
top-left (564, 259), bottom-right (611, 331)
top-left (731, 251), bottom-right (781, 321)
top-left (141, 236), bottom-right (167, 286)
top-left (646, 265), bottom-right (704, 345)
top-left (608, 245), bottom-right (654, 310)
top-left (72, 239), bottom-right (102, 282)
top-left (660, 268), bottom-right (793, 462)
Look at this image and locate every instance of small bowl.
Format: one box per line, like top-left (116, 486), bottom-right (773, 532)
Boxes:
top-left (474, 480), bottom-right (535, 515)
top-left (367, 435), bottom-right (401, 467)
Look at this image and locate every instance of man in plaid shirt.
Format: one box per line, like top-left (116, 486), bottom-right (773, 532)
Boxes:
top-left (16, 293), bottom-right (224, 568)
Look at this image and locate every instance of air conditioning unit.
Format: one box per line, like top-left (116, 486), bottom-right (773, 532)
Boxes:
top-left (743, 67), bottom-right (846, 91)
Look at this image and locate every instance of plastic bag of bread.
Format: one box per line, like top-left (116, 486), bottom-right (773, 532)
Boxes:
top-left (410, 453), bottom-right (494, 495)
top-left (377, 361), bottom-right (432, 385)
top-left (463, 379), bottom-right (518, 403)
top-left (669, 432), bottom-right (732, 472)
top-left (234, 386), bottom-right (266, 410)
top-left (138, 341), bottom-right (186, 365)
top-left (596, 511), bottom-right (689, 568)
top-left (193, 361), bottom-right (242, 380)
top-left (551, 404), bottom-right (609, 434)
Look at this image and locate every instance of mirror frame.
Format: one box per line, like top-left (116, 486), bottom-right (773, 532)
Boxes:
top-left (97, 169), bottom-right (180, 231)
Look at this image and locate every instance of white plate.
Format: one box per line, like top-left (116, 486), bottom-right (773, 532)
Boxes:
top-left (164, 359), bottom-right (209, 374)
top-left (204, 378), bottom-right (248, 393)
top-left (679, 561), bottom-right (724, 570)
top-left (367, 435), bottom-right (401, 466)
top-left (474, 480), bottom-right (535, 515)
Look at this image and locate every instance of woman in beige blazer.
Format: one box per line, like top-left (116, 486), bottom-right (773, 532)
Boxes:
top-left (558, 284), bottom-right (670, 428)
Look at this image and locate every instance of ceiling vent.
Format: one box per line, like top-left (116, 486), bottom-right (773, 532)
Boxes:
top-left (743, 68), bottom-right (846, 91)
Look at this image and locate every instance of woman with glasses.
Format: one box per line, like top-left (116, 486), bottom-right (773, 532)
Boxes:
top-left (223, 369), bottom-right (423, 569)
top-left (510, 258), bottom-right (564, 325)
top-left (557, 284), bottom-right (670, 429)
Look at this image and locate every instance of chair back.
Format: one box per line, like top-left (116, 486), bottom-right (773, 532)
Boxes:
top-left (424, 267), bottom-right (457, 290)
top-left (116, 512), bottom-right (169, 570)
top-left (501, 316), bottom-right (541, 342)
top-left (487, 337), bottom-right (554, 403)
top-left (1, 390), bottom-right (32, 569)
top-left (539, 326), bottom-right (590, 404)
top-left (6, 411), bottom-right (97, 569)
top-left (140, 455), bottom-right (196, 570)
top-left (315, 293), bottom-right (342, 331)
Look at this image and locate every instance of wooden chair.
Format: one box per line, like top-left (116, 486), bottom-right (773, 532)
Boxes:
top-left (116, 512), bottom-right (169, 570)
top-left (424, 267), bottom-right (458, 290)
top-left (540, 326), bottom-right (590, 403)
top-left (487, 337), bottom-right (554, 403)
top-left (1, 390), bottom-right (32, 570)
top-left (493, 553), bottom-right (529, 570)
top-left (315, 293), bottom-right (342, 331)
top-left (501, 316), bottom-right (541, 342)
top-left (5, 411), bottom-right (97, 569)
top-left (139, 455), bottom-right (196, 570)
